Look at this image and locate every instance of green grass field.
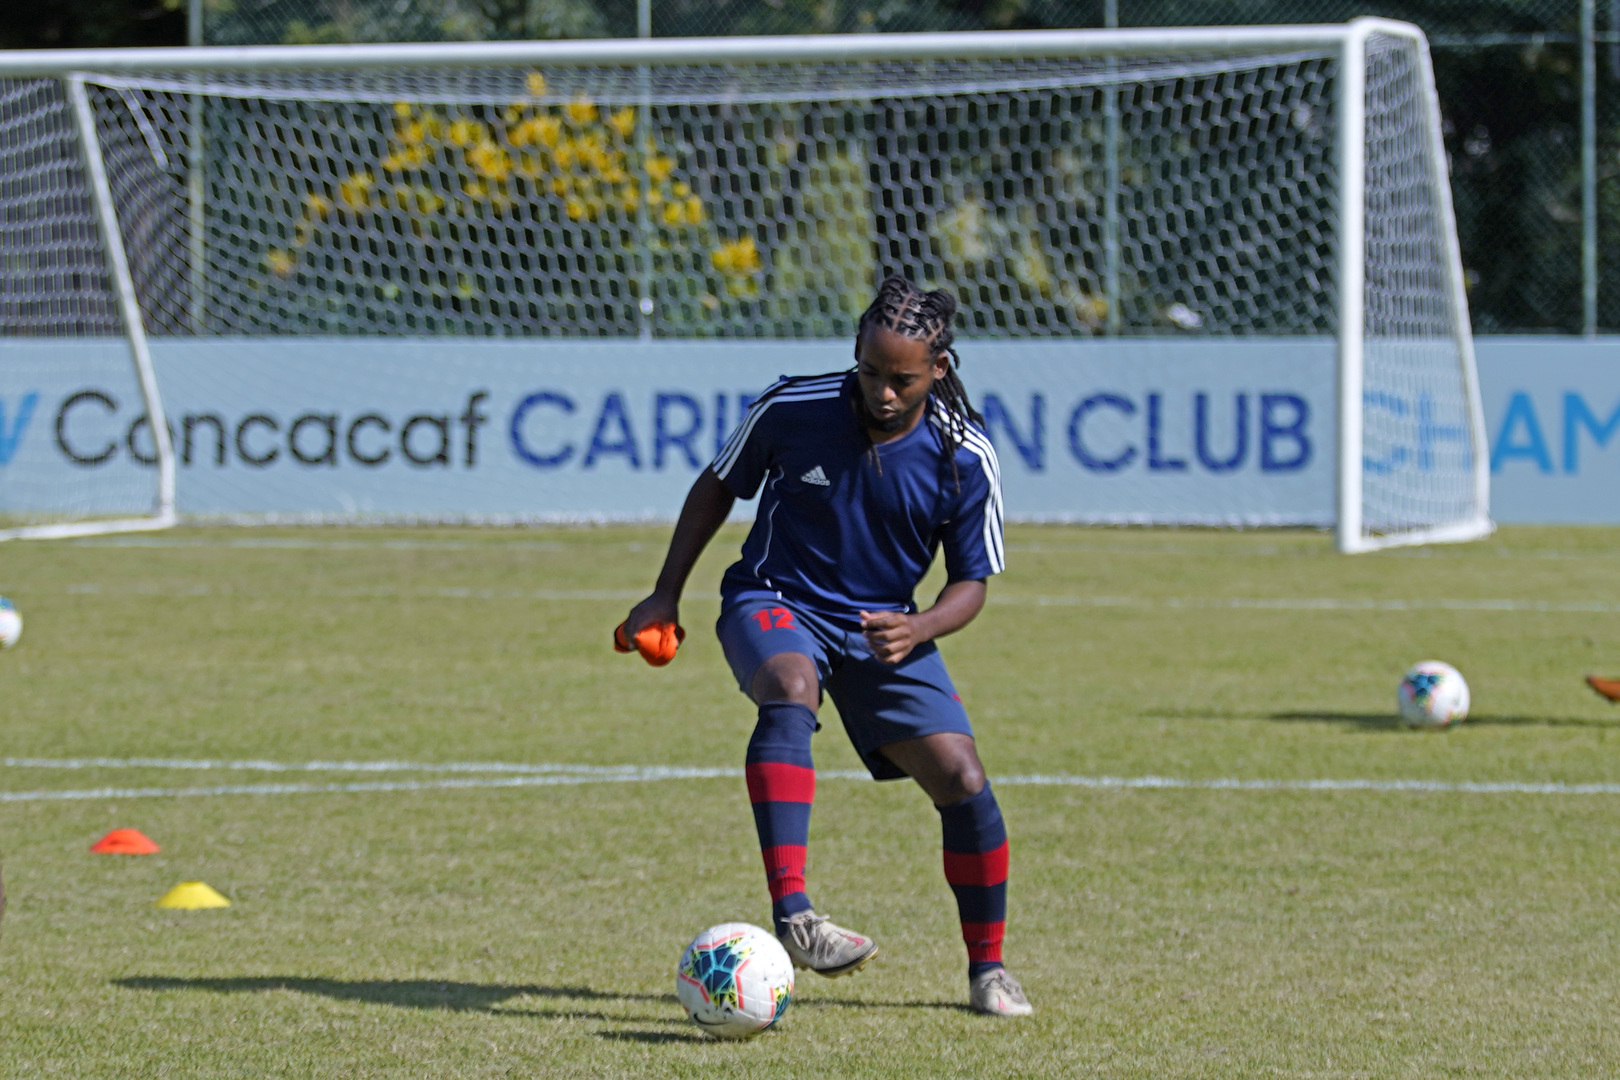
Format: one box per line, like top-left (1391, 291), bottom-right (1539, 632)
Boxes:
top-left (2, 524), bottom-right (1618, 1078)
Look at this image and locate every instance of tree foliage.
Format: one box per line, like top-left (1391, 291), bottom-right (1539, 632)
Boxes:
top-left (0, 0), bottom-right (186, 49)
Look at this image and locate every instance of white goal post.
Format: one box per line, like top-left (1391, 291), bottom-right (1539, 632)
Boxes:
top-left (0, 20), bottom-right (1490, 551)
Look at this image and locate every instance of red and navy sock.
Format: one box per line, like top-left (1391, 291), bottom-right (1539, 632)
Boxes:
top-left (938, 781), bottom-right (1009, 980)
top-left (745, 700), bottom-right (818, 930)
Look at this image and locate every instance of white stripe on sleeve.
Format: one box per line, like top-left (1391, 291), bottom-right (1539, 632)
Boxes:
top-left (711, 376), bottom-right (845, 480)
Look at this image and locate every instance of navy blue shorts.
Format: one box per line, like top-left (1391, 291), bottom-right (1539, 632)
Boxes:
top-left (716, 587), bottom-right (974, 781)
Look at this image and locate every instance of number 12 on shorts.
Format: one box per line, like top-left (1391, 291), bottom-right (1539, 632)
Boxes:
top-left (751, 607), bottom-right (797, 632)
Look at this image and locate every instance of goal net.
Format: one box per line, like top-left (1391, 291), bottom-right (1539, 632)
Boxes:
top-left (0, 21), bottom-right (1489, 550)
top-left (0, 76), bottom-right (175, 539)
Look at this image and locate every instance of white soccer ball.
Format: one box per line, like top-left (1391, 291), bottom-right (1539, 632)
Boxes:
top-left (0, 597), bottom-right (20, 650)
top-left (1397, 660), bottom-right (1469, 729)
top-left (675, 922), bottom-right (794, 1038)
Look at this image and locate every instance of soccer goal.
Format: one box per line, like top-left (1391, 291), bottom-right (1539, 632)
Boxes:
top-left (0, 19), bottom-right (1489, 551)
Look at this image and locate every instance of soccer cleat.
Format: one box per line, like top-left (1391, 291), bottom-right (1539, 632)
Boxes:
top-left (1586, 675), bottom-right (1620, 702)
top-left (969, 967), bottom-right (1033, 1017)
top-left (776, 910), bottom-right (878, 977)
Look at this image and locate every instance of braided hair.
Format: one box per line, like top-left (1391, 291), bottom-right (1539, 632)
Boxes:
top-left (855, 276), bottom-right (982, 487)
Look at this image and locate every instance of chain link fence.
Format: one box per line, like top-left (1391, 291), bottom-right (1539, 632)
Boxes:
top-left (192, 0), bottom-right (1620, 334)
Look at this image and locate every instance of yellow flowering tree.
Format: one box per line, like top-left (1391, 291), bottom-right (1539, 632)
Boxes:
top-left (264, 72), bottom-right (762, 330)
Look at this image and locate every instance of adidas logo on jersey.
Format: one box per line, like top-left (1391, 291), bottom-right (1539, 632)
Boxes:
top-left (800, 465), bottom-right (830, 486)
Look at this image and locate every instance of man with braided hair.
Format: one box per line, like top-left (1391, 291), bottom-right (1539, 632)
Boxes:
top-left (622, 276), bottom-right (1031, 1017)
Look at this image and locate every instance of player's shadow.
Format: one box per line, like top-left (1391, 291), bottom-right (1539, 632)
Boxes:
top-left (118, 977), bottom-right (971, 1011)
top-left (597, 1030), bottom-right (711, 1044)
top-left (794, 997), bottom-right (972, 1013)
top-left (1268, 711), bottom-right (1616, 730)
top-left (114, 976), bottom-right (679, 1020)
top-left (590, 997), bottom-right (973, 1043)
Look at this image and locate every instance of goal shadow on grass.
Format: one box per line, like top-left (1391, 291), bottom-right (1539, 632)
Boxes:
top-left (1267, 711), bottom-right (1616, 730)
top-left (114, 976), bottom-right (680, 1020)
top-left (1150, 707), bottom-right (1614, 730)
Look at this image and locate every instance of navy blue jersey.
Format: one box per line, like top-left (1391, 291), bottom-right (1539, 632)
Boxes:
top-left (711, 371), bottom-right (1004, 626)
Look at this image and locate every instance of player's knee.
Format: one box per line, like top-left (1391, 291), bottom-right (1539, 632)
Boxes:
top-left (942, 758), bottom-right (987, 804)
top-left (750, 656), bottom-right (819, 708)
top-left (773, 671), bottom-right (817, 704)
top-left (924, 747), bottom-right (986, 805)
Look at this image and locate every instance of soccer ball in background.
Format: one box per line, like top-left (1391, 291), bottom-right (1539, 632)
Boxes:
top-left (1398, 661), bottom-right (1470, 728)
top-left (0, 598), bottom-right (20, 649)
top-left (676, 922), bottom-right (793, 1038)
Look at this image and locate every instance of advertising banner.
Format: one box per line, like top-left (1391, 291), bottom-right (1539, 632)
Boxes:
top-left (1474, 339), bottom-right (1620, 524)
top-left (4, 335), bottom-right (1614, 524)
top-left (0, 338), bottom-right (1337, 524)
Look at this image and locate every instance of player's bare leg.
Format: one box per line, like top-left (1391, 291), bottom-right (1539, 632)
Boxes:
top-left (747, 652), bottom-right (879, 977)
top-left (749, 652), bottom-right (821, 711)
top-left (879, 731), bottom-right (986, 806)
top-left (882, 732), bottom-right (1033, 1017)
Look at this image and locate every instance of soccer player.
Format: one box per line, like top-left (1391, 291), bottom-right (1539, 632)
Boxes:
top-left (621, 277), bottom-right (1031, 1017)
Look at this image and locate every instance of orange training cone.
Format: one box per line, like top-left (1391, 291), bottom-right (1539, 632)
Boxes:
top-left (90, 828), bottom-right (161, 855)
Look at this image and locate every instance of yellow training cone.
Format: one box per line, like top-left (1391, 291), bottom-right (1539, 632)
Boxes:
top-left (156, 881), bottom-right (230, 910)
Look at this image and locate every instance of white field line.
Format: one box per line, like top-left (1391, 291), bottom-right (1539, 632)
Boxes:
top-left (1, 758), bottom-right (1618, 801)
top-left (1, 757), bottom-right (660, 773)
top-left (995, 595), bottom-right (1620, 614)
top-left (0, 768), bottom-right (756, 803)
top-left (38, 585), bottom-right (1620, 612)
top-left (71, 535), bottom-right (1620, 562)
top-left (70, 536), bottom-right (575, 551)
top-left (59, 584), bottom-right (646, 601)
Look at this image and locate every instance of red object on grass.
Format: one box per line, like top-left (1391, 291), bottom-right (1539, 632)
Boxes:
top-left (90, 828), bottom-right (161, 855)
top-left (1587, 675), bottom-right (1620, 702)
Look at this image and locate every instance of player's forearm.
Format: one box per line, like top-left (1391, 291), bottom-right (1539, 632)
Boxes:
top-left (652, 468), bottom-right (735, 600)
top-left (912, 579), bottom-right (987, 643)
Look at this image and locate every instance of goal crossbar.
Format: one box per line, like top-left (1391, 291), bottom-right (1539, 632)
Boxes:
top-left (0, 21), bottom-right (1423, 76)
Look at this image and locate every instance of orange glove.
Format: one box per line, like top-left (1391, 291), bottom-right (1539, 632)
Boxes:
top-left (613, 620), bottom-right (686, 666)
